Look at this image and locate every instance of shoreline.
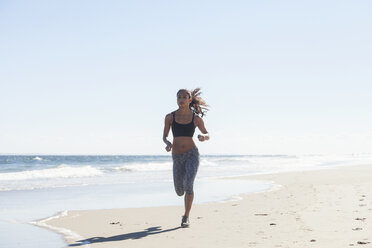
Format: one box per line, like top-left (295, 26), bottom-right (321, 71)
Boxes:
top-left (32, 164), bottom-right (372, 247)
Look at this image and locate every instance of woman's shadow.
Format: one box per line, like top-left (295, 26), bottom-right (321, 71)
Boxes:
top-left (68, 226), bottom-right (181, 247)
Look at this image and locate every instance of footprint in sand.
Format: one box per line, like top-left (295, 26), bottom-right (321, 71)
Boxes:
top-left (357, 241), bottom-right (370, 245)
top-left (355, 218), bottom-right (366, 221)
top-left (352, 227), bottom-right (362, 231)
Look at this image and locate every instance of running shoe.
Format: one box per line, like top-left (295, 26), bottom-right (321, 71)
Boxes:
top-left (181, 215), bottom-right (190, 228)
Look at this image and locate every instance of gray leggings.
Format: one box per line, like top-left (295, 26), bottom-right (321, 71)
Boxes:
top-left (172, 147), bottom-right (200, 196)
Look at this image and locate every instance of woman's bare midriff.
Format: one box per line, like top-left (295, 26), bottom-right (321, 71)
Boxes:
top-left (172, 137), bottom-right (196, 154)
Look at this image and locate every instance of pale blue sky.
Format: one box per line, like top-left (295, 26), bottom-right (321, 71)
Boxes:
top-left (1, 0), bottom-right (371, 155)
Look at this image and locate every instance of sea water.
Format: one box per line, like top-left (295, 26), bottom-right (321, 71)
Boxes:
top-left (1, 153), bottom-right (372, 247)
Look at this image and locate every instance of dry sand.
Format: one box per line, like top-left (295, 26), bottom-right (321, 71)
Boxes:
top-left (34, 164), bottom-right (372, 248)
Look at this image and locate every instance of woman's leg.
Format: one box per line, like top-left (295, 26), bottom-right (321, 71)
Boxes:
top-left (172, 154), bottom-right (186, 196)
top-left (184, 193), bottom-right (194, 217)
top-left (183, 148), bottom-right (200, 217)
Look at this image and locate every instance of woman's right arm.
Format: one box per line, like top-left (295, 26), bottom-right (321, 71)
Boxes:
top-left (163, 114), bottom-right (173, 152)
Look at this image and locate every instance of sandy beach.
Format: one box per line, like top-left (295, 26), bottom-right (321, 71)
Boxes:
top-left (35, 164), bottom-right (372, 248)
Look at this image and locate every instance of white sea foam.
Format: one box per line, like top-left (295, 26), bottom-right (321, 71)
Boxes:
top-left (0, 165), bottom-right (103, 181)
top-left (209, 157), bottom-right (251, 163)
top-left (33, 156), bottom-right (43, 161)
top-left (112, 162), bottom-right (173, 172)
top-left (2, 154), bottom-right (372, 192)
top-left (30, 211), bottom-right (91, 248)
top-left (112, 158), bottom-right (235, 172)
top-left (200, 159), bottom-right (219, 166)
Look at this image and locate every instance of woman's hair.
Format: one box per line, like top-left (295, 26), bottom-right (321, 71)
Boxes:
top-left (177, 88), bottom-right (209, 117)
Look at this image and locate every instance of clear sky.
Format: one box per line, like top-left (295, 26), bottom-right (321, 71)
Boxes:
top-left (1, 0), bottom-right (371, 155)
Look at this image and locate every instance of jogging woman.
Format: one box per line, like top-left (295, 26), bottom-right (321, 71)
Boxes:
top-left (162, 88), bottom-right (210, 228)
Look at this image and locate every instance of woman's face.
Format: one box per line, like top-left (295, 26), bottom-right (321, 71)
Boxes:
top-left (177, 91), bottom-right (191, 108)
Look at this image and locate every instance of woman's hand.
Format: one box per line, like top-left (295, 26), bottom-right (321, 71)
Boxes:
top-left (165, 141), bottom-right (173, 152)
top-left (198, 133), bottom-right (210, 142)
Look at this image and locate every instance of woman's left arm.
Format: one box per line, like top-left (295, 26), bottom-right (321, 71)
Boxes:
top-left (195, 116), bottom-right (210, 142)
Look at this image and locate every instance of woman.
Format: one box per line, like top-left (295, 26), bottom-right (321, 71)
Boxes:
top-left (162, 88), bottom-right (210, 228)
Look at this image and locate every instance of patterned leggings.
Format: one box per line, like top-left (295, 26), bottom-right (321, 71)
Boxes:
top-left (172, 147), bottom-right (200, 196)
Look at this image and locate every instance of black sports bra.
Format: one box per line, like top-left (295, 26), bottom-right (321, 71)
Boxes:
top-left (171, 111), bottom-right (196, 138)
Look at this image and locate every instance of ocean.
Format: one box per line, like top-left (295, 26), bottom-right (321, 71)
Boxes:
top-left (1, 153), bottom-right (372, 247)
